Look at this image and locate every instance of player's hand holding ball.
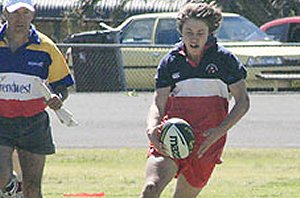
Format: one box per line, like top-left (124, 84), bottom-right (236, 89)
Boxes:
top-left (160, 118), bottom-right (195, 159)
top-left (147, 125), bottom-right (169, 156)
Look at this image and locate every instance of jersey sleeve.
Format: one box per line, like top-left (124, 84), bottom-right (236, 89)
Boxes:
top-left (223, 52), bottom-right (247, 85)
top-left (47, 44), bottom-right (74, 90)
top-left (155, 57), bottom-right (173, 89)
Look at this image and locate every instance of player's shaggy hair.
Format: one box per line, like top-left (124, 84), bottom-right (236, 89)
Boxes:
top-left (177, 1), bottom-right (222, 34)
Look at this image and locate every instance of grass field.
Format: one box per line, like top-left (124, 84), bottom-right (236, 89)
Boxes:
top-left (43, 148), bottom-right (300, 198)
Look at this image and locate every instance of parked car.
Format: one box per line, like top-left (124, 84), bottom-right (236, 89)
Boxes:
top-left (65, 12), bottom-right (300, 91)
top-left (260, 16), bottom-right (300, 42)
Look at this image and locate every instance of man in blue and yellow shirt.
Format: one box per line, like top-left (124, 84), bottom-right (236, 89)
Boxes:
top-left (0, 0), bottom-right (74, 197)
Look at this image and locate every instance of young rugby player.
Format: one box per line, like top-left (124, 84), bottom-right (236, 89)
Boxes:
top-left (140, 1), bottom-right (250, 197)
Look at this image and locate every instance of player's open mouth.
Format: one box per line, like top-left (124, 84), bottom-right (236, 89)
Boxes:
top-left (190, 44), bottom-right (200, 49)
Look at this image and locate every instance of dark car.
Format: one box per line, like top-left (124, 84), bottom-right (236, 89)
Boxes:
top-left (260, 16), bottom-right (300, 42)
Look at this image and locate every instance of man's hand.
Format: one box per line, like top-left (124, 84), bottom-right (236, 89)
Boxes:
top-left (147, 125), bottom-right (169, 156)
top-left (197, 127), bottom-right (226, 158)
top-left (46, 94), bottom-right (63, 111)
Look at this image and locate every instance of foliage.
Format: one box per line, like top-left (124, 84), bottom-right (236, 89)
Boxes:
top-left (63, 0), bottom-right (148, 34)
top-left (219, 0), bottom-right (299, 25)
top-left (196, 0), bottom-right (300, 25)
top-left (63, 0), bottom-right (99, 35)
top-left (61, 0), bottom-right (300, 36)
top-left (62, 0), bottom-right (300, 38)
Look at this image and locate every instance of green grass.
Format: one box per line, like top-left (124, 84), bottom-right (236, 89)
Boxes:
top-left (43, 148), bottom-right (300, 198)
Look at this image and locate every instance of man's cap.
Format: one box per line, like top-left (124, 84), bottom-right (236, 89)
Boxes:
top-left (2, 0), bottom-right (35, 13)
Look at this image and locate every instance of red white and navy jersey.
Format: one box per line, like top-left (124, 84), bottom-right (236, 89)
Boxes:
top-left (155, 36), bottom-right (247, 143)
top-left (151, 37), bottom-right (247, 187)
top-left (0, 24), bottom-right (74, 118)
top-left (156, 37), bottom-right (247, 99)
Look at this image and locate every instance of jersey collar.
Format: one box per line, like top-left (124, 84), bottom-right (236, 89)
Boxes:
top-left (0, 23), bottom-right (41, 45)
top-left (177, 35), bottom-right (217, 67)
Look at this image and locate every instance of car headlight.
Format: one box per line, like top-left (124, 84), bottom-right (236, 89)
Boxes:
top-left (247, 56), bottom-right (283, 66)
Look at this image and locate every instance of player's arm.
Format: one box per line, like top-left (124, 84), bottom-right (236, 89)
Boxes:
top-left (221, 79), bottom-right (250, 132)
top-left (146, 86), bottom-right (171, 153)
top-left (198, 79), bottom-right (250, 158)
top-left (53, 85), bottom-right (69, 101)
top-left (46, 85), bottom-right (69, 111)
top-left (46, 38), bottom-right (74, 110)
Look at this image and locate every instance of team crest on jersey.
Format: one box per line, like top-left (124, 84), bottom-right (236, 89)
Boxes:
top-left (172, 72), bottom-right (180, 79)
top-left (205, 63), bottom-right (219, 74)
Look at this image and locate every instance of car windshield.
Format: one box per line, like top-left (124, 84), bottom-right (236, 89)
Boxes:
top-left (121, 19), bottom-right (155, 44)
top-left (216, 16), bottom-right (272, 41)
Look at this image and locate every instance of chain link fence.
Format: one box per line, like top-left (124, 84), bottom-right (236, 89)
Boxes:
top-left (58, 43), bottom-right (300, 92)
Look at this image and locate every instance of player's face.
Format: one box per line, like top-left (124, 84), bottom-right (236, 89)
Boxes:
top-left (181, 18), bottom-right (209, 58)
top-left (4, 8), bottom-right (34, 34)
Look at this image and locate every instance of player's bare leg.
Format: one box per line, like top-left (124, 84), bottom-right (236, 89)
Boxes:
top-left (140, 155), bottom-right (178, 198)
top-left (173, 174), bottom-right (202, 198)
top-left (18, 149), bottom-right (45, 198)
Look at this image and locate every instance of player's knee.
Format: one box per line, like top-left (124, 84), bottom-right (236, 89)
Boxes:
top-left (140, 181), bottom-right (161, 198)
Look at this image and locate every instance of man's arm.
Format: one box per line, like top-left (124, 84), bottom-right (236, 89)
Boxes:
top-left (146, 87), bottom-right (171, 154)
top-left (218, 79), bottom-right (250, 132)
top-left (53, 85), bottom-right (69, 102)
top-left (197, 79), bottom-right (250, 158)
top-left (46, 85), bottom-right (69, 111)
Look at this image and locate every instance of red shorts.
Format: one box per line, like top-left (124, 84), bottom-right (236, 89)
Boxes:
top-left (148, 96), bottom-right (228, 188)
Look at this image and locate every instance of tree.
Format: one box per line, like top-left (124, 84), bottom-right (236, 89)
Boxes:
top-left (218, 0), bottom-right (299, 26)
top-left (63, 0), bottom-right (300, 35)
top-left (63, 0), bottom-right (99, 35)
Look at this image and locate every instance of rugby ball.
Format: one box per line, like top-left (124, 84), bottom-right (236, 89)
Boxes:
top-left (160, 118), bottom-right (195, 159)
